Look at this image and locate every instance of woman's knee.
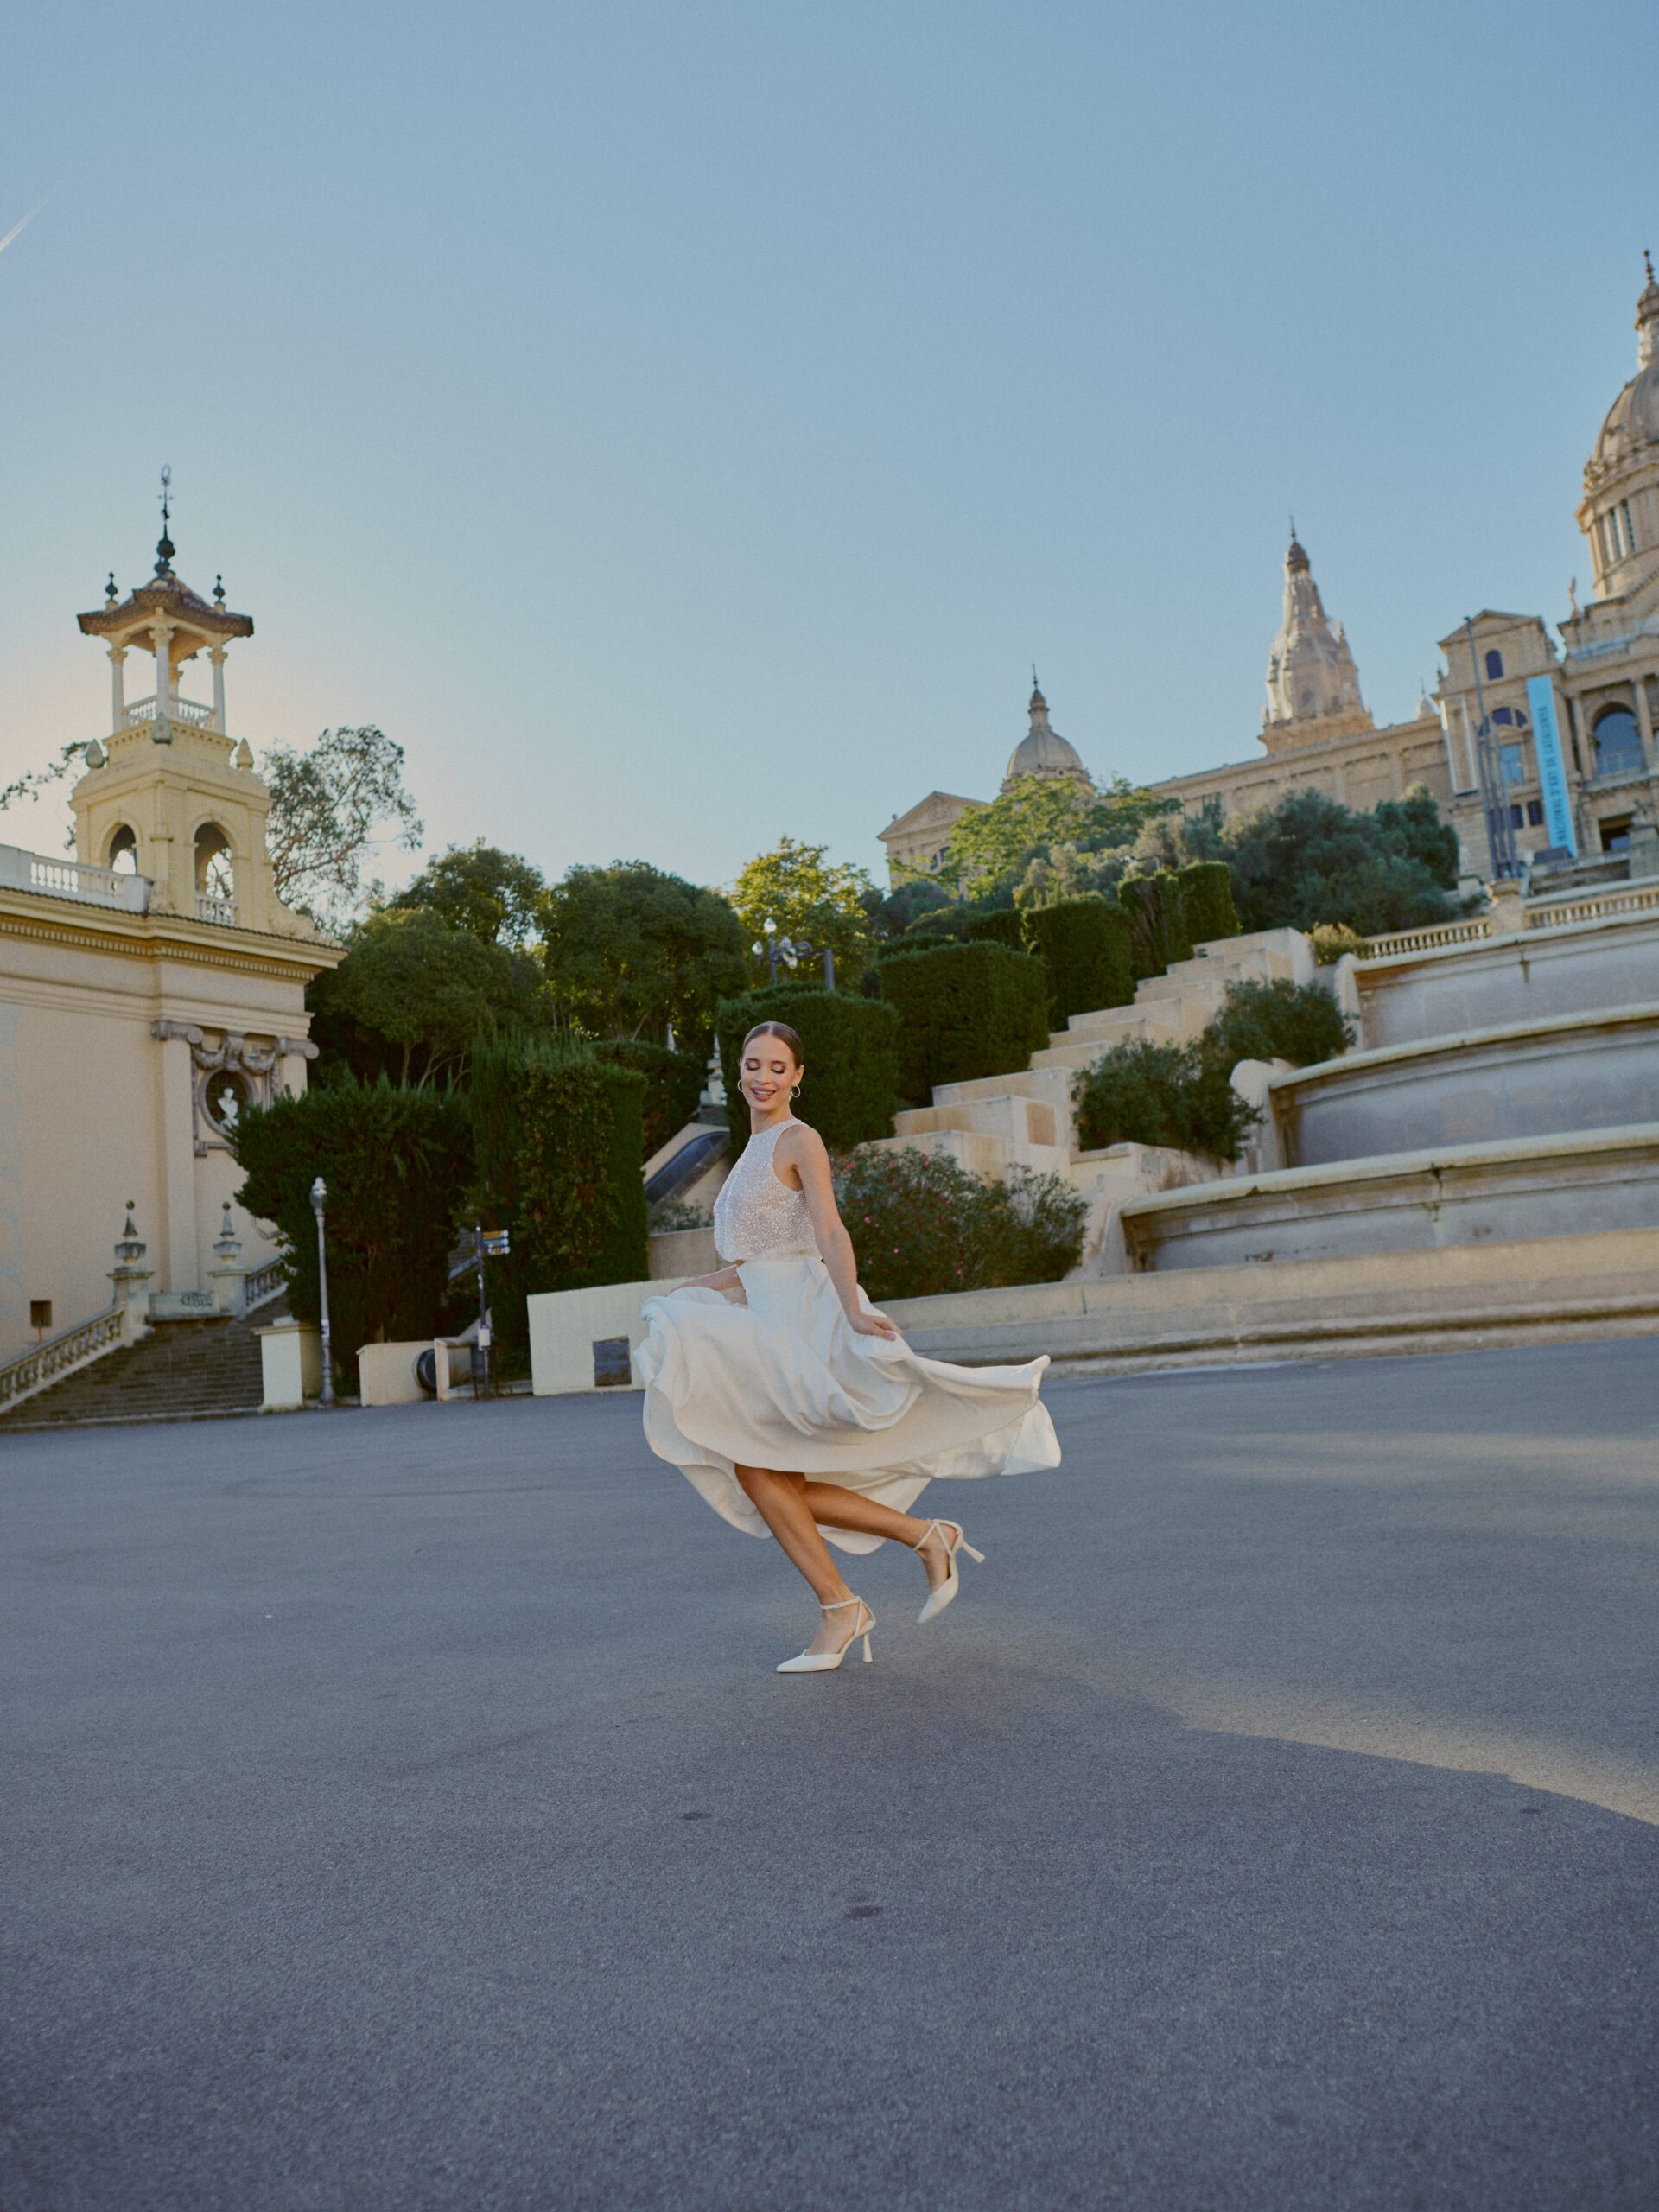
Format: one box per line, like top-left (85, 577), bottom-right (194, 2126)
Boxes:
top-left (734, 1464), bottom-right (800, 1501)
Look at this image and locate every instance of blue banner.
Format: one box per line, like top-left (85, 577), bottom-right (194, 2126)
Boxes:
top-left (1526, 676), bottom-right (1576, 854)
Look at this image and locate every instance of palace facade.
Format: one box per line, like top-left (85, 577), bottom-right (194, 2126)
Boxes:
top-left (880, 265), bottom-right (1659, 890)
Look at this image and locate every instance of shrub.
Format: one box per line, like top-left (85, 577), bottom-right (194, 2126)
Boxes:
top-left (1116, 869), bottom-right (1193, 979)
top-left (1309, 921), bottom-right (1370, 965)
top-left (876, 940), bottom-right (1051, 1105)
top-left (593, 1039), bottom-right (704, 1159)
top-left (963, 909), bottom-right (1026, 952)
top-left (835, 1147), bottom-right (1086, 1303)
top-left (471, 1033), bottom-right (650, 1367)
top-left (715, 986), bottom-right (901, 1154)
top-left (230, 1078), bottom-right (474, 1382)
top-left (1179, 860), bottom-right (1239, 947)
top-left (1199, 979), bottom-right (1353, 1077)
top-left (1020, 898), bottom-right (1135, 1027)
top-left (1071, 1039), bottom-right (1255, 1162)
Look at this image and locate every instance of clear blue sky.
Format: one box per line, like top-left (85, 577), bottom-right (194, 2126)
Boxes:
top-left (2, 1), bottom-right (1653, 894)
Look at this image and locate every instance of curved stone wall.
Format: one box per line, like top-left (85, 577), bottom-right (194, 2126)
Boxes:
top-left (1356, 910), bottom-right (1659, 1049)
top-left (1274, 1005), bottom-right (1659, 1167)
top-left (1120, 1126), bottom-right (1659, 1273)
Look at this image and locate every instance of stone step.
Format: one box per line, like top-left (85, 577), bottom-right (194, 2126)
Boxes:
top-left (0, 1310), bottom-right (270, 1428)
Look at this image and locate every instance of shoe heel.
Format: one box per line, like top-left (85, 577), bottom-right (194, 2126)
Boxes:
top-left (960, 1540), bottom-right (986, 1565)
top-left (861, 1633), bottom-right (873, 1662)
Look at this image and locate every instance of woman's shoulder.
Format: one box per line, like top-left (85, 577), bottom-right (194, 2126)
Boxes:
top-left (777, 1118), bottom-right (828, 1166)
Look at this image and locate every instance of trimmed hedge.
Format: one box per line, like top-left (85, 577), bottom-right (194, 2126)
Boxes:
top-left (963, 909), bottom-right (1026, 952)
top-left (471, 1033), bottom-right (649, 1367)
top-left (1071, 1038), bottom-right (1255, 1162)
top-left (1179, 860), bottom-right (1239, 947)
top-left (1020, 898), bottom-right (1135, 1027)
top-left (836, 1148), bottom-right (1086, 1303)
top-left (877, 940), bottom-right (1051, 1105)
top-left (594, 1039), bottom-right (705, 1159)
top-left (1117, 870), bottom-right (1194, 980)
top-left (230, 1078), bottom-right (474, 1380)
top-left (715, 986), bottom-right (900, 1154)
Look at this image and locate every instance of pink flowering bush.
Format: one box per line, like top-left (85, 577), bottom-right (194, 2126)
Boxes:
top-left (834, 1146), bottom-right (1085, 1305)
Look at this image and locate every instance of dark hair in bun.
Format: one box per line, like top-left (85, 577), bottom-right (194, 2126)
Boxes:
top-left (741, 1020), bottom-right (804, 1065)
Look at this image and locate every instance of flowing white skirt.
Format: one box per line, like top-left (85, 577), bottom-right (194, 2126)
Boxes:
top-left (637, 1253), bottom-right (1060, 1554)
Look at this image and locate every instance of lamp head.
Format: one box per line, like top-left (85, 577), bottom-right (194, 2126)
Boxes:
top-left (309, 1176), bottom-right (327, 1212)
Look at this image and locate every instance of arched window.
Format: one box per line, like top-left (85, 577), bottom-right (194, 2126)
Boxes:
top-left (1492, 706), bottom-right (1514, 725)
top-left (1592, 706), bottom-right (1645, 777)
top-left (107, 825), bottom-right (137, 874)
top-left (194, 823), bottom-right (235, 906)
top-left (1484, 650), bottom-right (1504, 681)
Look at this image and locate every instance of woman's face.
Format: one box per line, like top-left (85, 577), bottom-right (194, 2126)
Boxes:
top-left (741, 1039), bottom-right (801, 1113)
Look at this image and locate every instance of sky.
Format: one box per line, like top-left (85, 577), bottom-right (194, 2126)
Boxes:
top-left (1, 0), bottom-right (1655, 897)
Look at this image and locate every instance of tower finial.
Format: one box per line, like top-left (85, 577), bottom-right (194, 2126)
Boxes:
top-left (1646, 246), bottom-right (1656, 286)
top-left (155, 465), bottom-right (175, 575)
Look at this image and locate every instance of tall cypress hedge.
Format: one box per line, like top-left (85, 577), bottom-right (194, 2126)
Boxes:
top-left (1179, 860), bottom-right (1240, 948)
top-left (1118, 870), bottom-right (1194, 980)
top-left (715, 986), bottom-right (900, 1154)
top-left (963, 909), bottom-right (1026, 952)
top-left (1020, 899), bottom-right (1135, 1027)
top-left (230, 1078), bottom-right (474, 1378)
top-left (593, 1039), bottom-right (705, 1159)
top-left (472, 1033), bottom-right (649, 1364)
top-left (877, 941), bottom-right (1051, 1105)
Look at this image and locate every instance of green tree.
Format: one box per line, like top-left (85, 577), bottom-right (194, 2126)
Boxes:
top-left (731, 836), bottom-right (879, 977)
top-left (937, 775), bottom-right (1176, 902)
top-left (1221, 785), bottom-right (1465, 935)
top-left (309, 907), bottom-right (547, 1089)
top-left (540, 861), bottom-right (747, 1052)
top-left (261, 725), bottom-right (423, 931)
top-left (390, 841), bottom-right (545, 947)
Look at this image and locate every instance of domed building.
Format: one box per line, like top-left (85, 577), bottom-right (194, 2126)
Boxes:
top-left (880, 264), bottom-right (1659, 891)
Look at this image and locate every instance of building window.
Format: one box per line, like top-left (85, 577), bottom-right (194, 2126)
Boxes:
top-left (194, 823), bottom-right (235, 903)
top-left (1621, 500), bottom-right (1637, 556)
top-left (1498, 743), bottom-right (1524, 784)
top-left (1484, 650), bottom-right (1504, 680)
top-left (1592, 706), bottom-right (1645, 776)
top-left (1492, 706), bottom-right (1513, 725)
top-left (1526, 799), bottom-right (1545, 826)
top-left (1600, 817), bottom-right (1632, 854)
top-left (1509, 803), bottom-right (1525, 829)
top-left (107, 824), bottom-right (137, 874)
top-left (29, 1300), bottom-right (52, 1335)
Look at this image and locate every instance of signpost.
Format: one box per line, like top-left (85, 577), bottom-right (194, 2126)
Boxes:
top-left (472, 1223), bottom-right (509, 1398)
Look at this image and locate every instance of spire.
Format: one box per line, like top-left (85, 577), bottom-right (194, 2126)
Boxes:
top-left (1286, 517), bottom-right (1310, 575)
top-left (1262, 530), bottom-right (1371, 745)
top-left (1637, 251), bottom-right (1659, 370)
top-left (154, 466), bottom-right (175, 575)
top-left (1028, 675), bottom-right (1050, 728)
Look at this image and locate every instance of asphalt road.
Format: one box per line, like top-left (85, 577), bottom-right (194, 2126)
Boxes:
top-left (4, 1342), bottom-right (1659, 2212)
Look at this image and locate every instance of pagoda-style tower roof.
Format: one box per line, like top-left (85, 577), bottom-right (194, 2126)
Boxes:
top-left (77, 494), bottom-right (251, 662)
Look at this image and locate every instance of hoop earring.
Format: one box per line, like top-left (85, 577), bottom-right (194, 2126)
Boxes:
top-left (791, 1082), bottom-right (803, 1097)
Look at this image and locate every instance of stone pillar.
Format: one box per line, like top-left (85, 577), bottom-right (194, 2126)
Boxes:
top-left (151, 620), bottom-right (174, 727)
top-left (208, 1202), bottom-right (245, 1314)
top-left (1487, 879), bottom-right (1526, 935)
top-left (1632, 677), bottom-right (1656, 766)
top-left (109, 645), bottom-right (127, 732)
top-left (209, 647), bottom-right (226, 734)
top-left (109, 1205), bottom-right (155, 1342)
top-left (275, 1035), bottom-right (319, 1098)
top-left (150, 1020), bottom-right (202, 1293)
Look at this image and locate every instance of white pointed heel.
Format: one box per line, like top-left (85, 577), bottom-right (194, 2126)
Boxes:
top-left (776, 1597), bottom-right (875, 1674)
top-left (914, 1520), bottom-right (986, 1624)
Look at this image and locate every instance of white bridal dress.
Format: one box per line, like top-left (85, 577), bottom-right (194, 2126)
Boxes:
top-left (638, 1118), bottom-right (1060, 1553)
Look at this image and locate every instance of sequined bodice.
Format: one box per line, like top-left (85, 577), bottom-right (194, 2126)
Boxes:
top-left (714, 1119), bottom-right (817, 1263)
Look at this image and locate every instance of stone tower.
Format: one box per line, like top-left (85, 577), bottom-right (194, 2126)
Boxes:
top-left (1261, 532), bottom-right (1374, 749)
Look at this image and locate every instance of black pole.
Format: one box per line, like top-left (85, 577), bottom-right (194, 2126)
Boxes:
top-left (472, 1220), bottom-right (491, 1399)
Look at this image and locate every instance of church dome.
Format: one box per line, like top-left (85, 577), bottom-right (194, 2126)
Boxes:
top-left (1591, 259), bottom-right (1659, 466)
top-left (1003, 684), bottom-right (1090, 791)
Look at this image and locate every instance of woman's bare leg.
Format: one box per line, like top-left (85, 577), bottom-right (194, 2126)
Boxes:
top-left (802, 1481), bottom-right (959, 1598)
top-left (734, 1465), bottom-right (864, 1657)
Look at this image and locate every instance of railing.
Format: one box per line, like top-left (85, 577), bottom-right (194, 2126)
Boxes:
top-left (1360, 918), bottom-right (1492, 958)
top-left (1524, 882), bottom-right (1659, 930)
top-left (196, 893), bottom-right (238, 926)
top-left (124, 695), bottom-right (214, 728)
top-left (245, 1262), bottom-right (285, 1309)
top-left (0, 842), bottom-right (151, 913)
top-left (0, 1306), bottom-right (126, 1415)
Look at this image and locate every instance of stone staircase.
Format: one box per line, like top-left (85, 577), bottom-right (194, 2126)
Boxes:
top-left (0, 1296), bottom-right (284, 1430)
top-left (865, 928), bottom-right (1314, 1179)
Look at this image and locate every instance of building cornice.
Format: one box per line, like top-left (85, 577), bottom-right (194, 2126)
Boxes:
top-left (0, 888), bottom-right (343, 982)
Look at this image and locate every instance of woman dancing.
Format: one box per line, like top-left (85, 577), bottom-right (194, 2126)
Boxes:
top-left (638, 1020), bottom-right (1059, 1674)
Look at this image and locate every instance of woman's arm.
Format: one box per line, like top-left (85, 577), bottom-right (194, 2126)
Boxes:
top-left (672, 1264), bottom-right (743, 1295)
top-left (781, 1126), bottom-right (900, 1340)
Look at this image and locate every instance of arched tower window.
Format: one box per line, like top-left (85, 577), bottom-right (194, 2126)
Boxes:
top-left (1484, 650), bottom-right (1504, 680)
top-left (1592, 705), bottom-right (1644, 776)
top-left (107, 824), bottom-right (138, 875)
top-left (194, 823), bottom-right (235, 907)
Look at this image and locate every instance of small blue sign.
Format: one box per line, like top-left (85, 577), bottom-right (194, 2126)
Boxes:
top-left (1526, 676), bottom-right (1576, 855)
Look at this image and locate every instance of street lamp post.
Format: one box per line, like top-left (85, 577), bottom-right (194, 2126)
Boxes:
top-left (751, 915), bottom-right (835, 989)
top-left (309, 1176), bottom-right (335, 1407)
